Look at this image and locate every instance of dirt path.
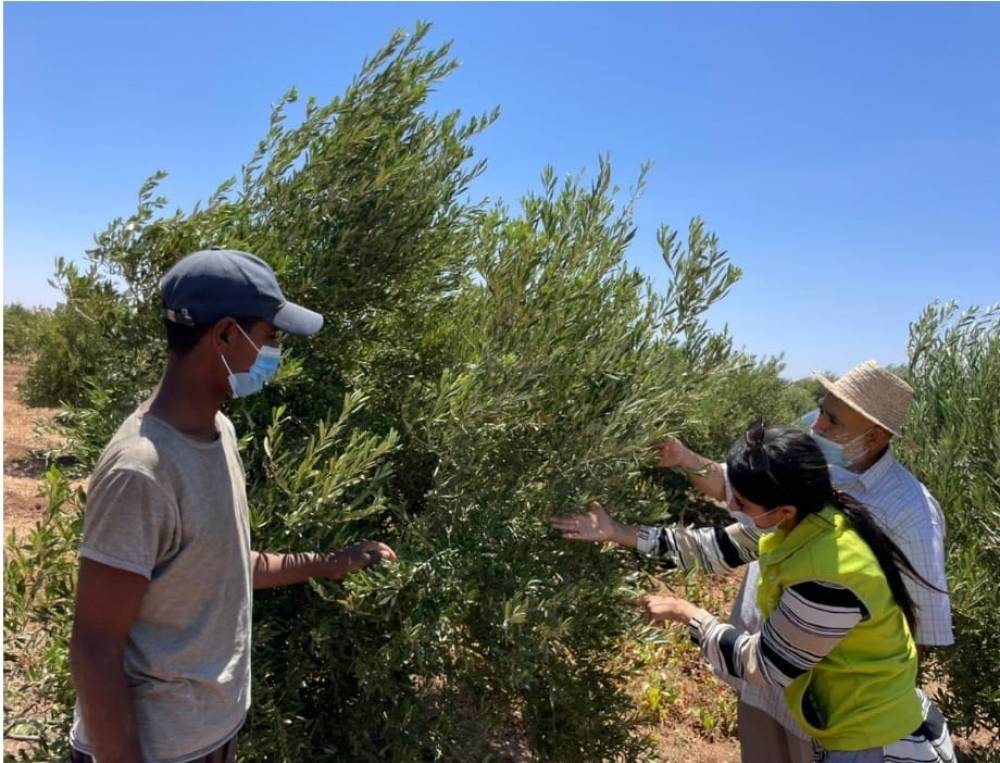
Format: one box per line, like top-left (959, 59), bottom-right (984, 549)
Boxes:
top-left (3, 360), bottom-right (63, 539)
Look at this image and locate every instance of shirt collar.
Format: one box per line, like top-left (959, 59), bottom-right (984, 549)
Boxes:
top-left (830, 448), bottom-right (897, 494)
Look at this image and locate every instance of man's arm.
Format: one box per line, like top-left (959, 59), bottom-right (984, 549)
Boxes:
top-left (655, 437), bottom-right (726, 503)
top-left (251, 541), bottom-right (396, 590)
top-left (70, 558), bottom-right (148, 763)
top-left (895, 511), bottom-right (954, 650)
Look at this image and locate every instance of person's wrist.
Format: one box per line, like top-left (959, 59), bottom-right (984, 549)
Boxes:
top-left (677, 449), bottom-right (703, 472)
top-left (321, 550), bottom-right (353, 579)
top-left (685, 604), bottom-right (709, 625)
top-left (611, 521), bottom-right (636, 548)
top-left (315, 554), bottom-right (337, 580)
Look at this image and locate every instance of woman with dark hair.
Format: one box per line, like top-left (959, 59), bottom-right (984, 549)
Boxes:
top-left (550, 424), bottom-right (955, 763)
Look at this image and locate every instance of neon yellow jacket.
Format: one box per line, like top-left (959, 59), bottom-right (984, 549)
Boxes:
top-left (757, 507), bottom-right (923, 750)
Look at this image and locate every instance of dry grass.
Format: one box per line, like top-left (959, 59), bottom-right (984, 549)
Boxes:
top-left (617, 570), bottom-right (742, 762)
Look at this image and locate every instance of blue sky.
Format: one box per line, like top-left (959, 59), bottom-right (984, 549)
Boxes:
top-left (5, 2), bottom-right (999, 379)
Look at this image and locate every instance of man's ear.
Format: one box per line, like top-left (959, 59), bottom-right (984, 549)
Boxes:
top-left (868, 425), bottom-right (893, 452)
top-left (211, 317), bottom-right (238, 351)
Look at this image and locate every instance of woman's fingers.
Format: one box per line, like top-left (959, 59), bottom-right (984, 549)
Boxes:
top-left (548, 514), bottom-right (577, 525)
top-left (553, 525), bottom-right (584, 539)
top-left (549, 513), bottom-right (584, 524)
top-left (550, 508), bottom-right (607, 542)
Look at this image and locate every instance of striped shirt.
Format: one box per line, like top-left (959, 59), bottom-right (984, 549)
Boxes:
top-left (687, 581), bottom-right (865, 693)
top-left (636, 449), bottom-right (953, 743)
top-left (688, 600), bottom-right (955, 762)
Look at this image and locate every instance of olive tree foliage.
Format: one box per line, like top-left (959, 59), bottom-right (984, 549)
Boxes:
top-left (902, 302), bottom-right (1000, 761)
top-left (4, 471), bottom-right (82, 759)
top-left (240, 148), bottom-right (804, 759)
top-left (35, 23), bottom-right (495, 483)
top-left (3, 304), bottom-right (53, 362)
top-left (320, 163), bottom-right (754, 759)
top-left (5, 24), bottom-right (808, 761)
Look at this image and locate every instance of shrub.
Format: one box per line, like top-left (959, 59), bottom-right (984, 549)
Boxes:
top-left (17, 262), bottom-right (138, 410)
top-left (3, 303), bottom-right (53, 361)
top-left (268, 161), bottom-right (753, 761)
top-left (3, 469), bottom-right (83, 761)
top-left (902, 301), bottom-right (1000, 761)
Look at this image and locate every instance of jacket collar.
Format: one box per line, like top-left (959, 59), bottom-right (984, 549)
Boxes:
top-left (759, 505), bottom-right (841, 566)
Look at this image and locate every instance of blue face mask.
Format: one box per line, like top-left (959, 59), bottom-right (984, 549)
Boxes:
top-left (220, 325), bottom-right (281, 399)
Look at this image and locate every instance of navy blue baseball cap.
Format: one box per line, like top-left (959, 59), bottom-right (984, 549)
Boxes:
top-left (160, 248), bottom-right (324, 336)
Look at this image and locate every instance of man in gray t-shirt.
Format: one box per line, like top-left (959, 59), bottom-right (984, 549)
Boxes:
top-left (69, 249), bottom-right (396, 763)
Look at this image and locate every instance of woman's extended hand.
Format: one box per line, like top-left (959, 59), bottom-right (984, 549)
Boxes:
top-left (549, 501), bottom-right (635, 546)
top-left (653, 436), bottom-right (692, 469)
top-left (549, 501), bottom-right (616, 542)
top-left (640, 593), bottom-right (701, 625)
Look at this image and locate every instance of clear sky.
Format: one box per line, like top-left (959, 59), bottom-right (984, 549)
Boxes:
top-left (5, 2), bottom-right (999, 378)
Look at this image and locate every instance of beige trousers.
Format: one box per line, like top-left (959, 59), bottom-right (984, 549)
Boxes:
top-left (738, 701), bottom-right (814, 763)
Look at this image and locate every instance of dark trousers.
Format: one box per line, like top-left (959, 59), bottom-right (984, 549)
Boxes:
top-left (70, 735), bottom-right (237, 763)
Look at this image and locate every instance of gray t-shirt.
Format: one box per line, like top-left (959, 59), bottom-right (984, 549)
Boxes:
top-left (70, 408), bottom-right (252, 763)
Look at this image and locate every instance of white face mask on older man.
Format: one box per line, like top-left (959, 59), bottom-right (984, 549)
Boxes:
top-left (801, 409), bottom-right (872, 470)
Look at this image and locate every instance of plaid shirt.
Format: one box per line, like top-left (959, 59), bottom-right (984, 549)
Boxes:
top-left (637, 448), bottom-right (953, 739)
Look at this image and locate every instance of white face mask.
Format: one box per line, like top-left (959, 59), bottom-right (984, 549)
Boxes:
top-left (801, 409), bottom-right (873, 470)
top-left (733, 506), bottom-right (786, 535)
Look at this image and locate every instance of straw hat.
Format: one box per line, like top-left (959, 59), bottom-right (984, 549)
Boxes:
top-left (814, 360), bottom-right (913, 437)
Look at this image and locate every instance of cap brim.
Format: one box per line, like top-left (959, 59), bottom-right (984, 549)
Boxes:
top-left (273, 301), bottom-right (324, 336)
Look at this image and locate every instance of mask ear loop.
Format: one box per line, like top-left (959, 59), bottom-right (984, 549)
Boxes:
top-left (219, 322), bottom-right (261, 377)
top-left (838, 426), bottom-right (876, 467)
top-left (770, 507), bottom-right (791, 531)
top-left (234, 322), bottom-right (262, 353)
